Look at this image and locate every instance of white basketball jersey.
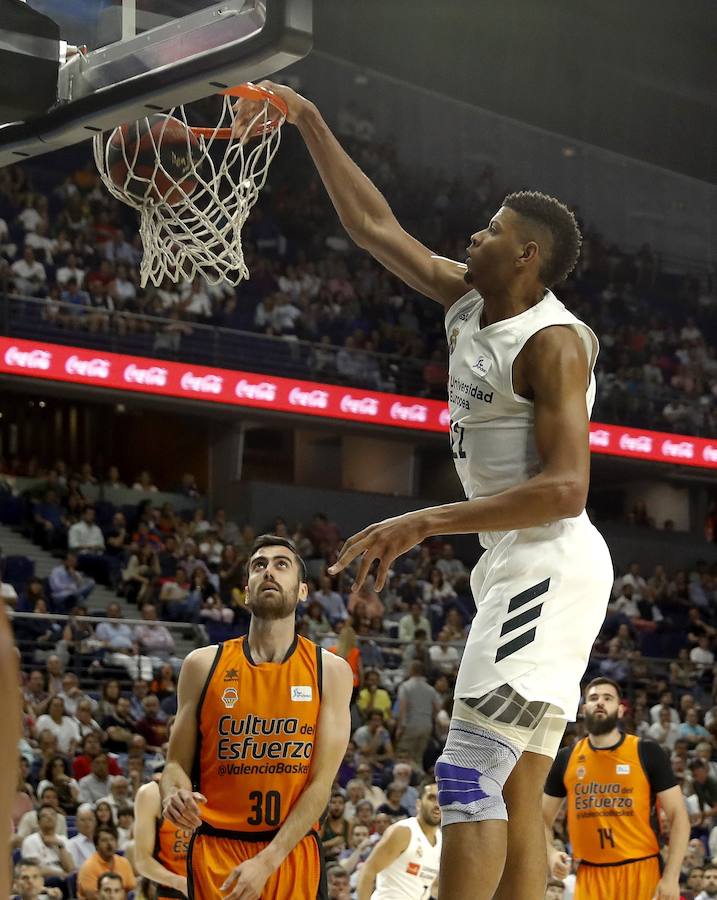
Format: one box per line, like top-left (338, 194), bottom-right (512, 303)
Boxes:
top-left (445, 288), bottom-right (598, 506)
top-left (371, 817), bottom-right (441, 900)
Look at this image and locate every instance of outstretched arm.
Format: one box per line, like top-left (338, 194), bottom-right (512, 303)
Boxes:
top-left (244, 82), bottom-right (467, 309)
top-left (330, 326), bottom-right (592, 590)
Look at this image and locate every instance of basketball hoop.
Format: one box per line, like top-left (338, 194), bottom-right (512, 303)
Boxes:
top-left (93, 83), bottom-right (288, 287)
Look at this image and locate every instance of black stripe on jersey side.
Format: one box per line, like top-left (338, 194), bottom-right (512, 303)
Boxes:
top-left (636, 735), bottom-right (662, 857)
top-left (191, 643), bottom-right (224, 791)
top-left (495, 627), bottom-right (536, 663)
top-left (186, 831), bottom-right (197, 900)
top-left (310, 828), bottom-right (329, 900)
top-left (507, 578), bottom-right (550, 613)
top-left (500, 603), bottom-right (544, 637)
top-left (316, 643), bottom-right (323, 701)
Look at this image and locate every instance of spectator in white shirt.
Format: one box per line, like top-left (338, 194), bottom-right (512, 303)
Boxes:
top-left (11, 246), bottom-right (47, 295)
top-left (35, 696), bottom-right (81, 756)
top-left (56, 252), bottom-right (86, 287)
top-left (691, 636), bottom-right (715, 669)
top-left (17, 197), bottom-right (45, 233)
top-left (25, 221), bottom-right (55, 264)
top-left (20, 805), bottom-right (75, 880)
top-left (612, 584), bottom-right (640, 618)
top-left (67, 805), bottom-right (97, 869)
top-left (650, 691), bottom-right (681, 725)
top-left (68, 507), bottom-right (111, 584)
top-left (428, 629), bottom-right (460, 676)
top-left (270, 293), bottom-right (301, 336)
top-left (133, 604), bottom-right (180, 671)
top-left (180, 277), bottom-right (212, 318)
top-left (78, 754), bottom-right (114, 806)
top-left (646, 707), bottom-right (682, 751)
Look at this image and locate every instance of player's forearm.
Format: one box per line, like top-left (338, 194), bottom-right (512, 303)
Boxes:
top-left (356, 863), bottom-right (377, 900)
top-left (296, 103), bottom-right (394, 242)
top-left (662, 808), bottom-right (690, 881)
top-left (160, 759), bottom-right (193, 799)
top-left (543, 823), bottom-right (556, 858)
top-left (259, 780), bottom-right (331, 872)
top-left (136, 851), bottom-right (185, 891)
top-left (418, 471), bottom-right (585, 537)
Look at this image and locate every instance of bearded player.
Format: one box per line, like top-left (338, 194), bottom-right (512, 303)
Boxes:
top-left (161, 535), bottom-right (353, 899)
top-left (233, 83), bottom-right (614, 900)
top-left (543, 678), bottom-right (688, 900)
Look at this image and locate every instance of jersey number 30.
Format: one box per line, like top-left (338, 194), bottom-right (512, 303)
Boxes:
top-left (247, 790), bottom-right (281, 827)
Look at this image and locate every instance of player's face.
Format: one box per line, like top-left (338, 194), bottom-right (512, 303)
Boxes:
top-left (464, 207), bottom-right (528, 291)
top-left (418, 785), bottom-right (441, 827)
top-left (246, 547), bottom-right (307, 620)
top-left (582, 685), bottom-right (623, 736)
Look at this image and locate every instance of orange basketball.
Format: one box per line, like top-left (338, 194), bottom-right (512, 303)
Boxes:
top-left (107, 114), bottom-right (201, 206)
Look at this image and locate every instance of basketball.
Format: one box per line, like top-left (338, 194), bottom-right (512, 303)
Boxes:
top-left (106, 114), bottom-right (201, 206)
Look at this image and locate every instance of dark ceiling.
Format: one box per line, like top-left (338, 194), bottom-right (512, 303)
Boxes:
top-left (312, 0), bottom-right (717, 184)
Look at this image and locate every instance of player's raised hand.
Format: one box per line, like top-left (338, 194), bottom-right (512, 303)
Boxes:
top-left (652, 875), bottom-right (681, 900)
top-left (220, 855), bottom-right (274, 899)
top-left (231, 80), bottom-right (310, 138)
top-left (328, 509), bottom-right (427, 592)
top-left (162, 788), bottom-right (206, 831)
top-left (548, 849), bottom-right (571, 879)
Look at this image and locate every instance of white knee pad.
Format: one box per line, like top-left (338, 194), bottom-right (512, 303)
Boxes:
top-left (435, 718), bottom-right (522, 826)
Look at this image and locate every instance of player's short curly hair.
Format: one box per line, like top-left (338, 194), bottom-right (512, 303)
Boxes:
top-left (502, 190), bottom-right (582, 287)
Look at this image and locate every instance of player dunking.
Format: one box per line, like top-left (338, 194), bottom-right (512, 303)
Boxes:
top-left (234, 84), bottom-right (615, 899)
top-left (542, 677), bottom-right (689, 900)
top-left (161, 535), bottom-right (353, 899)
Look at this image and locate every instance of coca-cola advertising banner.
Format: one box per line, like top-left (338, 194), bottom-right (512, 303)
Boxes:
top-left (1, 337), bottom-right (716, 470)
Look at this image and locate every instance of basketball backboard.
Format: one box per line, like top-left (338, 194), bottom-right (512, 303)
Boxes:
top-left (0, 0), bottom-right (312, 167)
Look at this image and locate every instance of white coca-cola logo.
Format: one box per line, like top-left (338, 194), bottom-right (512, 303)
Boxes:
top-left (589, 429), bottom-right (611, 448)
top-left (65, 355), bottom-right (110, 379)
top-left (288, 387), bottom-right (329, 409)
top-left (180, 371), bottom-right (223, 394)
top-left (619, 433), bottom-right (653, 454)
top-left (4, 346), bottom-right (51, 370)
top-left (340, 394), bottom-right (379, 416)
top-left (703, 445), bottom-right (717, 464)
top-left (390, 401), bottom-right (428, 423)
top-left (439, 408), bottom-right (451, 428)
top-left (123, 363), bottom-right (167, 387)
top-left (661, 439), bottom-right (694, 460)
top-left (235, 379), bottom-right (277, 402)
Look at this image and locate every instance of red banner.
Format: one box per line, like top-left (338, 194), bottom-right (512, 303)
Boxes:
top-left (1, 337), bottom-right (715, 470)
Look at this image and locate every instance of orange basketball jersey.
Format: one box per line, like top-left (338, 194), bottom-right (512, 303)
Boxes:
top-left (154, 817), bottom-right (190, 898)
top-left (195, 635), bottom-right (322, 835)
top-left (563, 734), bottom-right (660, 865)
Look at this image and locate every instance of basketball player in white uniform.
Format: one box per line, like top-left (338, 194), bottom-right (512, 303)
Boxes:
top-left (238, 83), bottom-right (613, 900)
top-left (357, 782), bottom-right (441, 900)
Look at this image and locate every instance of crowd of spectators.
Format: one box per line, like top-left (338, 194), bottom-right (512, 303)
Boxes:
top-left (7, 456), bottom-right (717, 896)
top-left (0, 103), bottom-right (715, 433)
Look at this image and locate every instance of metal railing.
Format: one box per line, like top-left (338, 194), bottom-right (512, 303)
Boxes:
top-left (0, 290), bottom-right (711, 435)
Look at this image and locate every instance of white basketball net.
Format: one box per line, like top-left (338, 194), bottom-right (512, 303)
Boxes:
top-left (93, 92), bottom-right (284, 287)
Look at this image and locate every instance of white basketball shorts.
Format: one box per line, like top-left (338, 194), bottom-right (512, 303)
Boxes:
top-left (454, 510), bottom-right (613, 726)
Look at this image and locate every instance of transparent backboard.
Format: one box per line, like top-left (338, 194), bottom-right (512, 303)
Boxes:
top-left (0, 0), bottom-right (311, 166)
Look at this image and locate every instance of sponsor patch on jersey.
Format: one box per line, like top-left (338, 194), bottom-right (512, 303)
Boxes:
top-left (223, 668), bottom-right (240, 681)
top-left (616, 764), bottom-right (631, 775)
top-left (576, 765), bottom-right (586, 779)
top-left (473, 355), bottom-right (492, 377)
top-left (291, 685), bottom-right (313, 702)
top-left (449, 327), bottom-right (460, 355)
top-left (221, 687), bottom-right (239, 709)
top-left (406, 862), bottom-right (420, 876)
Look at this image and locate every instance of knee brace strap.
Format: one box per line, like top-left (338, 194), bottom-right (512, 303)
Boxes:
top-left (436, 720), bottom-right (522, 826)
